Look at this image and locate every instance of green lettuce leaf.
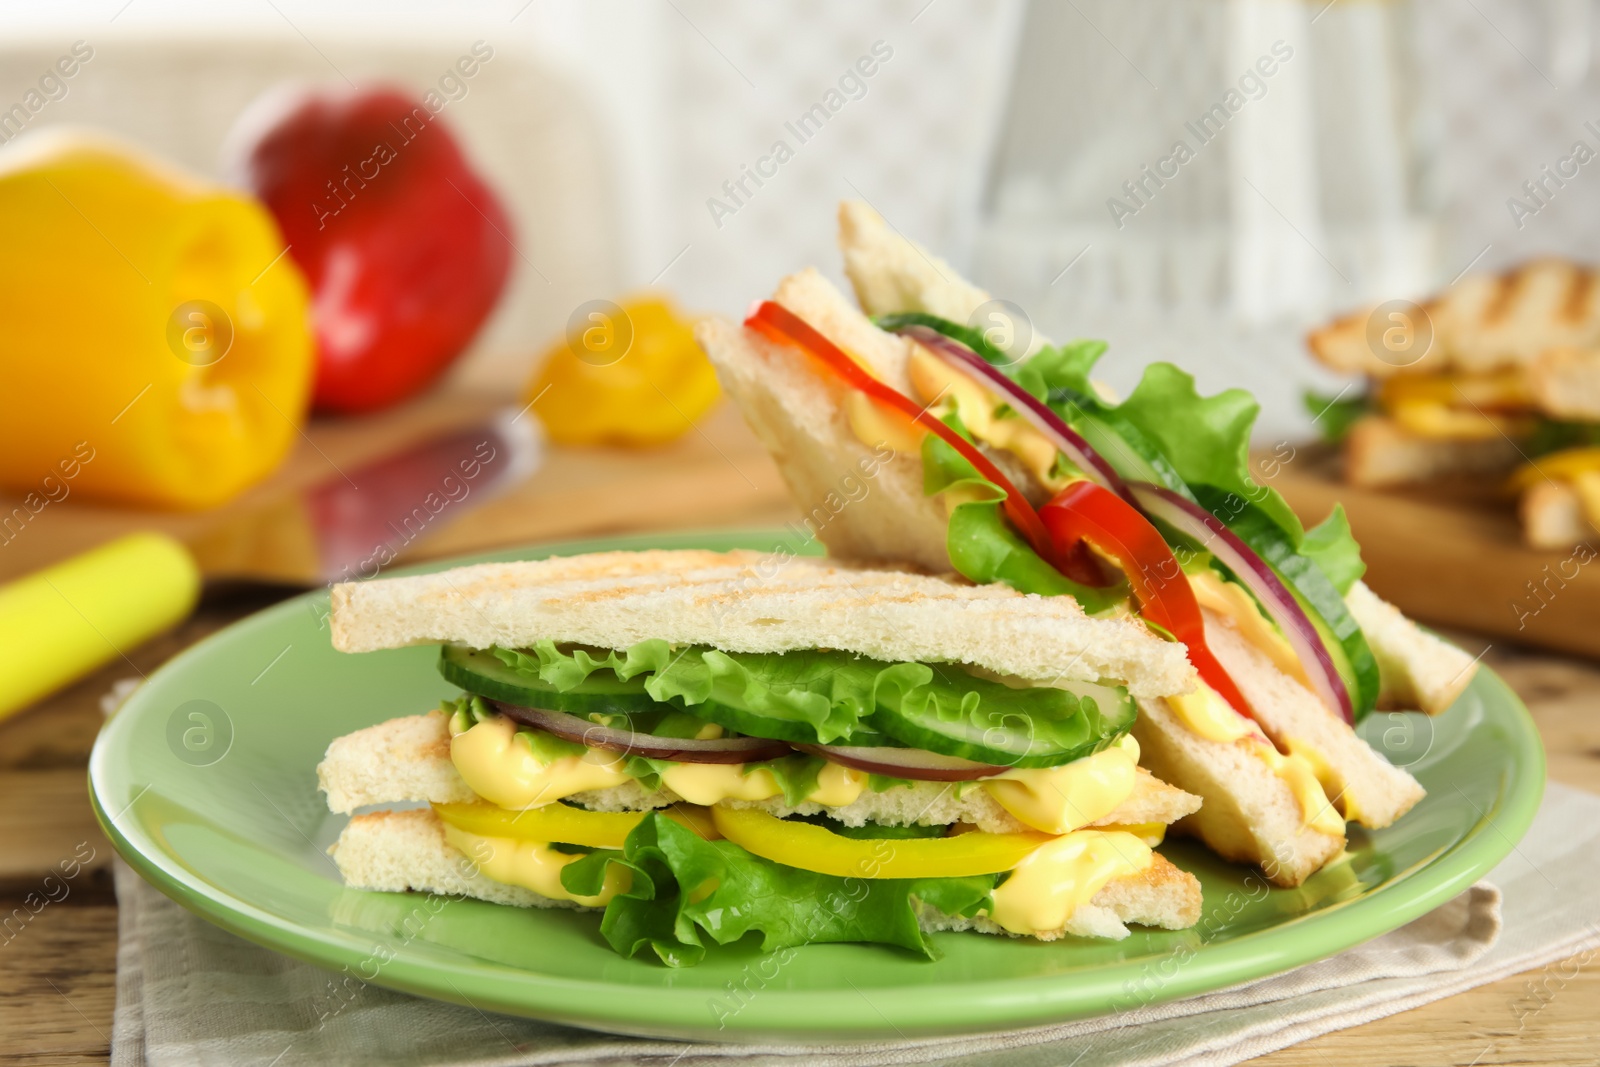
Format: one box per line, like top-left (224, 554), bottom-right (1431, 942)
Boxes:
top-left (561, 813), bottom-right (995, 967)
top-left (495, 642), bottom-right (874, 744)
top-left (920, 419), bottom-right (1124, 612)
top-left (491, 640), bottom-right (1127, 758)
top-left (1302, 388), bottom-right (1372, 444)
top-left (1114, 364), bottom-right (1304, 541)
top-left (1299, 505), bottom-right (1366, 595)
top-left (1011, 339), bottom-right (1106, 401)
top-left (761, 754), bottom-right (825, 805)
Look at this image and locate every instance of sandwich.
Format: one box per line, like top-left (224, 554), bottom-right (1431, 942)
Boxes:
top-left (1307, 258), bottom-right (1600, 548)
top-left (695, 201), bottom-right (1478, 888)
top-left (319, 549), bottom-right (1206, 966)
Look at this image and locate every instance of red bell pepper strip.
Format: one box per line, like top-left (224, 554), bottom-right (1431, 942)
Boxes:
top-left (745, 300), bottom-right (1057, 563)
top-left (1041, 481), bottom-right (1256, 720)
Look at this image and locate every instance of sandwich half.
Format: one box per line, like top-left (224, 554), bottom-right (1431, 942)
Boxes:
top-left (696, 202), bottom-right (1477, 887)
top-left (320, 549), bottom-right (1205, 965)
top-left (1307, 258), bottom-right (1600, 548)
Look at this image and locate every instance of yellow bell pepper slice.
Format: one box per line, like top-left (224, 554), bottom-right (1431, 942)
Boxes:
top-left (527, 295), bottom-right (720, 447)
top-left (1508, 446), bottom-right (1600, 492)
top-left (709, 804), bottom-right (1054, 879)
top-left (433, 801), bottom-right (717, 846)
top-left (0, 130), bottom-right (312, 510)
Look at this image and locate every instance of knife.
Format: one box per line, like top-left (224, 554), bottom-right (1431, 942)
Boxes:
top-left (0, 410), bottom-right (541, 718)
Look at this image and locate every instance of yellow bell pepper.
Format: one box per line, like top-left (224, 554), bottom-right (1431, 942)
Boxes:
top-left (710, 804), bottom-right (1054, 879)
top-left (0, 130), bottom-right (312, 510)
top-left (528, 295), bottom-right (720, 446)
top-left (433, 800), bottom-right (718, 846)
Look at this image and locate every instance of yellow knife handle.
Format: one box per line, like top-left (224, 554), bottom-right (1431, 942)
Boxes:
top-left (0, 532), bottom-right (200, 720)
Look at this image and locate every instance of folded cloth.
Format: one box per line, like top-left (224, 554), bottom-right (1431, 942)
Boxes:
top-left (111, 783), bottom-right (1600, 1067)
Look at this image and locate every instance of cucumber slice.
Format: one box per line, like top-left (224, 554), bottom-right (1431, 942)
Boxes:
top-left (438, 646), bottom-right (663, 719)
top-left (1191, 487), bottom-right (1381, 722)
top-left (869, 670), bottom-right (1135, 768)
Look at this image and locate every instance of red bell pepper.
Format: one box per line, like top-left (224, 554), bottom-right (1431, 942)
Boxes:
top-left (745, 300), bottom-right (1057, 562)
top-left (1041, 481), bottom-right (1255, 718)
top-left (234, 86), bottom-right (514, 413)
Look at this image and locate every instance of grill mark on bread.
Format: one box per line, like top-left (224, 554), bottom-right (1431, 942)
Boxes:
top-left (1482, 265), bottom-right (1526, 325)
top-left (1562, 266), bottom-right (1596, 324)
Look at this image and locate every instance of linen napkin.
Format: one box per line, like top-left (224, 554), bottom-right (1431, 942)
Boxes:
top-left (108, 782), bottom-right (1600, 1067)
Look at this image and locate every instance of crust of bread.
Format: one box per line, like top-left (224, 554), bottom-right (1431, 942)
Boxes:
top-left (1528, 345), bottom-right (1600, 421)
top-left (1344, 582), bottom-right (1479, 715)
top-left (1519, 479), bottom-right (1591, 549)
top-left (1203, 610), bottom-right (1424, 829)
top-left (330, 548), bottom-right (1194, 698)
top-left (1309, 259), bottom-right (1600, 379)
top-left (329, 808), bottom-right (585, 910)
top-left (330, 807), bottom-right (1200, 941)
top-left (1131, 698), bottom-right (1343, 887)
top-left (317, 712), bottom-right (1201, 833)
top-left (695, 287), bottom-right (953, 577)
top-left (837, 201), bottom-right (1002, 331)
top-left (919, 852), bottom-right (1201, 941)
top-left (1342, 415), bottom-right (1522, 487)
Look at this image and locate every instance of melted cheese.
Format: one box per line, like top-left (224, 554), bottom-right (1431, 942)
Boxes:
top-left (905, 346), bottom-right (1068, 490)
top-left (451, 716), bottom-right (630, 809)
top-left (659, 762), bottom-right (781, 804)
top-left (1166, 684), bottom-right (1255, 743)
top-left (451, 716), bottom-right (871, 810)
top-left (1186, 571), bottom-right (1309, 690)
top-left (1163, 685), bottom-right (1344, 837)
top-left (1509, 445), bottom-right (1600, 491)
top-left (986, 830), bottom-right (1152, 936)
top-left (807, 760), bottom-right (869, 806)
top-left (983, 736), bottom-right (1140, 834)
top-left (1284, 736), bottom-right (1362, 825)
top-left (1389, 399), bottom-right (1530, 441)
top-left (1254, 743), bottom-right (1345, 837)
top-left (440, 824), bottom-right (630, 906)
top-left (846, 391), bottom-right (923, 456)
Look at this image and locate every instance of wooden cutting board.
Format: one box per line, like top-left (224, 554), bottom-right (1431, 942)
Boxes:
top-left (1272, 448), bottom-right (1599, 660)
top-left (0, 389), bottom-right (798, 587)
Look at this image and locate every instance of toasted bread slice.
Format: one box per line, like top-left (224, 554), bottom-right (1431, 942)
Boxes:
top-left (1344, 582), bottom-right (1480, 714)
top-left (330, 807), bottom-right (1201, 941)
top-left (1309, 259), bottom-right (1600, 379)
top-left (1130, 698), bottom-right (1344, 887)
top-left (1520, 478), bottom-right (1592, 548)
top-left (1204, 609), bottom-right (1424, 828)
top-left (331, 548), bottom-right (1192, 698)
top-left (1528, 345), bottom-right (1600, 422)
top-left (317, 710), bottom-right (1202, 834)
top-left (838, 201), bottom-right (1012, 336)
top-left (1343, 415), bottom-right (1522, 487)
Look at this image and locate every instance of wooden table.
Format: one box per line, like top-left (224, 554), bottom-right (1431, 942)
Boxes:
top-left (1, 394), bottom-right (1595, 1066)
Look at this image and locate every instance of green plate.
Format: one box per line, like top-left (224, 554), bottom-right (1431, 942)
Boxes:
top-left (89, 530), bottom-right (1546, 1042)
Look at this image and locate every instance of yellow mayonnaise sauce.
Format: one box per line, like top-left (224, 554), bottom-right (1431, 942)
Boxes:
top-left (440, 824), bottom-right (630, 907)
top-left (450, 716), bottom-right (630, 809)
top-left (1163, 684), bottom-right (1343, 837)
top-left (984, 735), bottom-right (1140, 834)
top-left (449, 715), bottom-right (1140, 835)
top-left (1186, 571), bottom-right (1308, 690)
top-left (986, 830), bottom-right (1152, 936)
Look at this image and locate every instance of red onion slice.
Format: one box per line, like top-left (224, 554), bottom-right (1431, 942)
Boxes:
top-left (891, 324), bottom-right (1131, 500)
top-left (1127, 484), bottom-right (1354, 724)
top-left (486, 700), bottom-right (793, 764)
top-left (794, 743), bottom-right (1009, 782)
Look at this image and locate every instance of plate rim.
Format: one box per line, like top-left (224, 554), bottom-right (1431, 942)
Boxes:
top-left (89, 528), bottom-right (1548, 1041)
